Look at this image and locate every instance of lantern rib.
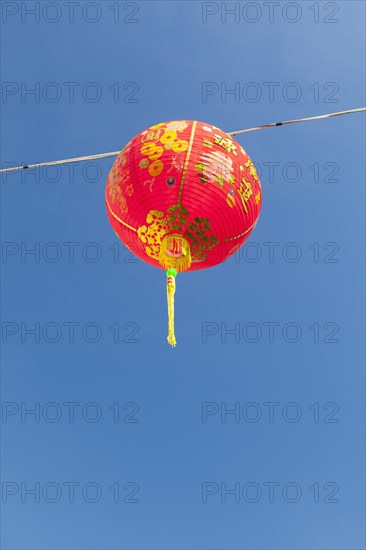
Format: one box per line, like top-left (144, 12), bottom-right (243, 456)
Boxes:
top-left (177, 120), bottom-right (197, 206)
top-left (222, 219), bottom-right (259, 242)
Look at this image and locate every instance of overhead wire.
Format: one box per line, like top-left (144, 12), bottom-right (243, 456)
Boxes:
top-left (1, 107), bottom-right (365, 174)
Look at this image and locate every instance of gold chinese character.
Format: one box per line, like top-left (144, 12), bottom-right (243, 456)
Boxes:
top-left (237, 178), bottom-right (253, 213)
top-left (141, 129), bottom-right (163, 142)
top-left (244, 159), bottom-right (258, 181)
top-left (213, 134), bottom-right (238, 155)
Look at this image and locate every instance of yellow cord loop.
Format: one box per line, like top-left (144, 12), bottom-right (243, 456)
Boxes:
top-left (166, 269), bottom-right (177, 347)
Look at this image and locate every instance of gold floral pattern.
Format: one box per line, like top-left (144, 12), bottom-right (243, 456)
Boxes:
top-left (167, 204), bottom-right (189, 232)
top-left (108, 164), bottom-right (128, 215)
top-left (184, 217), bottom-right (218, 262)
top-left (137, 210), bottom-right (168, 261)
top-left (137, 205), bottom-right (217, 264)
top-left (125, 184), bottom-right (134, 197)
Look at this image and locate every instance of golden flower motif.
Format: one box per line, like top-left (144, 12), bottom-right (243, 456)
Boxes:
top-left (125, 184), bottom-right (134, 197)
top-left (138, 210), bottom-right (167, 260)
top-left (119, 196), bottom-right (128, 215)
top-left (166, 121), bottom-right (188, 132)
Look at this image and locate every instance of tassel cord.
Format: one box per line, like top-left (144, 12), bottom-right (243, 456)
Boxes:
top-left (166, 269), bottom-right (177, 347)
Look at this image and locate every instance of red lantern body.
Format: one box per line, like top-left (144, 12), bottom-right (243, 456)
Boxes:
top-left (106, 120), bottom-right (262, 272)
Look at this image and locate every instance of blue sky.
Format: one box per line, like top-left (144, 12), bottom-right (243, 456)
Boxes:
top-left (1, 1), bottom-right (365, 549)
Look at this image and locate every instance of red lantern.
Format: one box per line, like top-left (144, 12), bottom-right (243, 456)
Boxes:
top-left (106, 120), bottom-right (262, 345)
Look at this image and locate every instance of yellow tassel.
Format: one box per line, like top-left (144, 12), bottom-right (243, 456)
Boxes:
top-left (159, 234), bottom-right (191, 272)
top-left (166, 270), bottom-right (177, 347)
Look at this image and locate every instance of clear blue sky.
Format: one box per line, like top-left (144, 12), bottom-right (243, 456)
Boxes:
top-left (1, 1), bottom-right (365, 549)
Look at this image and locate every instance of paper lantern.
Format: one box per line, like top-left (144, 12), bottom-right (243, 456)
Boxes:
top-left (106, 120), bottom-right (262, 345)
